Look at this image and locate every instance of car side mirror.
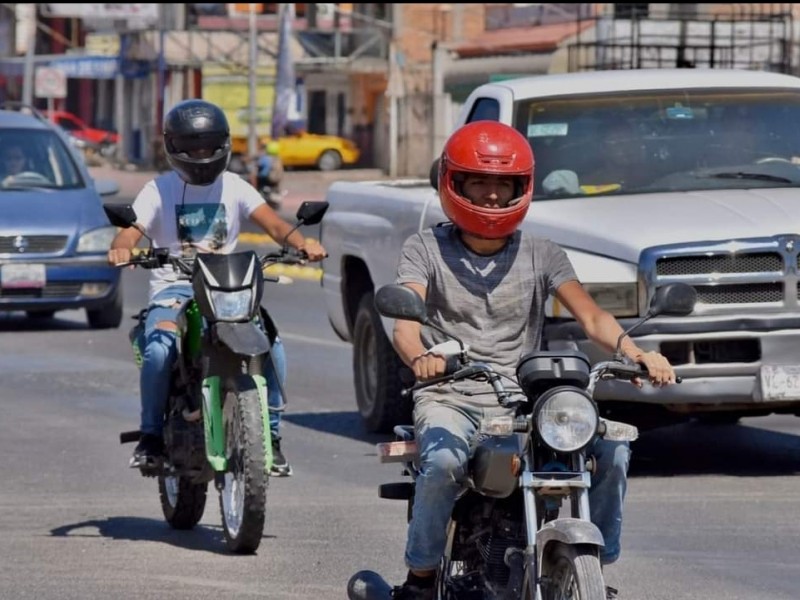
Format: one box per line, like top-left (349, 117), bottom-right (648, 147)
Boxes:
top-left (374, 284), bottom-right (428, 324)
top-left (429, 158), bottom-right (440, 191)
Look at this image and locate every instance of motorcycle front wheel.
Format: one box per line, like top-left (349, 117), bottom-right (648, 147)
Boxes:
top-left (219, 383), bottom-right (268, 554)
top-left (540, 542), bottom-right (605, 600)
top-left (158, 474), bottom-right (207, 529)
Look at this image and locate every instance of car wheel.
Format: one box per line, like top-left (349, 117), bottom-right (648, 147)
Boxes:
top-left (317, 150), bottom-right (342, 172)
top-left (86, 290), bottom-right (123, 329)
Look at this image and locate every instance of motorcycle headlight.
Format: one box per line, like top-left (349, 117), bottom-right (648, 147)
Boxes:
top-left (77, 226), bottom-right (117, 253)
top-left (210, 288), bottom-right (252, 321)
top-left (534, 387), bottom-right (598, 452)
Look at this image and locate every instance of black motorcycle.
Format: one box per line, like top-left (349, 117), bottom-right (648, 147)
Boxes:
top-left (348, 281), bottom-right (696, 599)
top-left (104, 200), bottom-right (328, 554)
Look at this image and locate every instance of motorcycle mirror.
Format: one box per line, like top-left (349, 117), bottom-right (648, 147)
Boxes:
top-left (429, 158), bottom-right (440, 191)
top-left (104, 203), bottom-right (137, 228)
top-left (647, 282), bottom-right (697, 317)
top-left (612, 282), bottom-right (697, 360)
top-left (103, 203), bottom-right (153, 246)
top-left (374, 284), bottom-right (428, 324)
top-left (295, 201), bottom-right (329, 226)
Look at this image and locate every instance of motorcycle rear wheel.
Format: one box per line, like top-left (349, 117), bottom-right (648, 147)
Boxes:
top-left (540, 542), bottom-right (604, 600)
top-left (158, 474), bottom-right (207, 530)
top-left (219, 383), bottom-right (268, 554)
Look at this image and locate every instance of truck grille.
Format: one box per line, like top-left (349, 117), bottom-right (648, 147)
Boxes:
top-left (642, 235), bottom-right (799, 315)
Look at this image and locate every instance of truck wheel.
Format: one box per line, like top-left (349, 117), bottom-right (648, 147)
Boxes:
top-left (353, 294), bottom-right (412, 433)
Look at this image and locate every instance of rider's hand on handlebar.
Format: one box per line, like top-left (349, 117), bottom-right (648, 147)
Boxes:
top-left (298, 239), bottom-right (327, 262)
top-left (631, 350), bottom-right (676, 387)
top-left (108, 247), bottom-right (133, 267)
top-left (411, 352), bottom-right (447, 382)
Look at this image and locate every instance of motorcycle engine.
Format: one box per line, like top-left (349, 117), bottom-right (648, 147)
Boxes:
top-left (460, 493), bottom-right (527, 591)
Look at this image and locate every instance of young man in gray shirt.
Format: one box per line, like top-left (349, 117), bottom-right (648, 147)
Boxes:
top-left (388, 121), bottom-right (677, 600)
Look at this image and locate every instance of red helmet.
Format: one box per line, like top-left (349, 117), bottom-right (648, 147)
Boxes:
top-left (438, 121), bottom-right (534, 239)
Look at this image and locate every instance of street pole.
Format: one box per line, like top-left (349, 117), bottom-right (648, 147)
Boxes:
top-left (248, 2), bottom-right (258, 184)
top-left (22, 9), bottom-right (36, 106)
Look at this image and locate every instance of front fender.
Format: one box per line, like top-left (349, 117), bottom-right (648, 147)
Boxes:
top-left (536, 518), bottom-right (605, 558)
top-left (214, 321), bottom-right (271, 356)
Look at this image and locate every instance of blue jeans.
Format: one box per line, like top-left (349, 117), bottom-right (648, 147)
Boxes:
top-left (137, 285), bottom-right (286, 439)
top-left (404, 397), bottom-right (630, 570)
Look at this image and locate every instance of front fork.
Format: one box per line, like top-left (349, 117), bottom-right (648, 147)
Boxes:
top-left (201, 373), bottom-right (273, 475)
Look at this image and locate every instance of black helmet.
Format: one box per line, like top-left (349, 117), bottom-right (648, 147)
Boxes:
top-left (163, 99), bottom-right (231, 186)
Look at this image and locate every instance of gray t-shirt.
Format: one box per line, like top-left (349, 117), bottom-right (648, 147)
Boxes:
top-left (396, 224), bottom-right (577, 404)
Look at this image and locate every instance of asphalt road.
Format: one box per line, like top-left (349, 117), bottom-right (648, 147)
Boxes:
top-left (1, 204), bottom-right (799, 598)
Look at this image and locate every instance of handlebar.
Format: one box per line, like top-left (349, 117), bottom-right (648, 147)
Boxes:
top-left (401, 357), bottom-right (682, 404)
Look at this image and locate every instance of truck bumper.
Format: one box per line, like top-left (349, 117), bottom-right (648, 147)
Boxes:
top-left (546, 319), bottom-right (800, 411)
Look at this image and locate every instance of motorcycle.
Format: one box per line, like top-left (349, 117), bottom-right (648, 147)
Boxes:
top-left (348, 281), bottom-right (697, 599)
top-left (103, 200), bottom-right (328, 554)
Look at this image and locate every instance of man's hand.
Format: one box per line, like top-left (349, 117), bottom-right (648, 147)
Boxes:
top-left (411, 352), bottom-right (447, 382)
top-left (299, 239), bottom-right (327, 262)
top-left (107, 248), bottom-right (133, 266)
top-left (631, 350), bottom-right (675, 387)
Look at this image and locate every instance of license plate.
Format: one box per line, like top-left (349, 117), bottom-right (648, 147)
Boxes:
top-left (1, 263), bottom-right (46, 289)
top-left (759, 365), bottom-right (800, 402)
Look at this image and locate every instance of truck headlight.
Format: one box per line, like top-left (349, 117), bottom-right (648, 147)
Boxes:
top-left (77, 226), bottom-right (117, 253)
top-left (534, 387), bottom-right (598, 452)
top-left (210, 289), bottom-right (252, 321)
top-left (582, 283), bottom-right (638, 317)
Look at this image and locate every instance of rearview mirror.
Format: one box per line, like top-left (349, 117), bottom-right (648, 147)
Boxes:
top-left (296, 201), bottom-right (329, 226)
top-left (374, 284), bottom-right (428, 323)
top-left (648, 283), bottom-right (697, 317)
top-left (104, 204), bottom-right (138, 229)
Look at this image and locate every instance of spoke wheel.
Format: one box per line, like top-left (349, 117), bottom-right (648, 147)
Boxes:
top-left (219, 382), bottom-right (268, 554)
top-left (158, 472), bottom-right (207, 530)
top-left (541, 543), bottom-right (605, 600)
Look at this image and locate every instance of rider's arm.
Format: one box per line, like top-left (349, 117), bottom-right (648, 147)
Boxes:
top-left (392, 282), bottom-right (446, 381)
top-left (248, 203), bottom-right (326, 261)
top-left (555, 280), bottom-right (674, 385)
top-left (107, 227), bottom-right (143, 266)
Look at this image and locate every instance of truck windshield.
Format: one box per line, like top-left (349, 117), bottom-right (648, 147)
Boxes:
top-left (516, 87), bottom-right (800, 200)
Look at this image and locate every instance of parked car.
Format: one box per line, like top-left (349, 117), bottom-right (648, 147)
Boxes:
top-left (0, 105), bottom-right (123, 328)
top-left (47, 110), bottom-right (119, 157)
top-left (230, 130), bottom-right (360, 171)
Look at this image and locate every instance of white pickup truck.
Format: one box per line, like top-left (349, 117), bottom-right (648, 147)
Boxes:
top-left (320, 68), bottom-right (800, 433)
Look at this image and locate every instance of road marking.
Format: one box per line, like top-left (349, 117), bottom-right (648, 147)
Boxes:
top-left (263, 263), bottom-right (322, 281)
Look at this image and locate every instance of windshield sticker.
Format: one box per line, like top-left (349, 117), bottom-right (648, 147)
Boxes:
top-left (528, 123), bottom-right (569, 137)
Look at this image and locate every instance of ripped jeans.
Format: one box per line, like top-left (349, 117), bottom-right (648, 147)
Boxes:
top-left (405, 396), bottom-right (630, 571)
top-left (137, 284), bottom-right (287, 438)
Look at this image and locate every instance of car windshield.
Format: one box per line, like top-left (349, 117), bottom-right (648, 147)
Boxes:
top-left (515, 87), bottom-right (800, 200)
top-left (0, 128), bottom-right (84, 190)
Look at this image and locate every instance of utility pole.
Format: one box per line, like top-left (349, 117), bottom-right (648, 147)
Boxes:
top-left (248, 2), bottom-right (258, 182)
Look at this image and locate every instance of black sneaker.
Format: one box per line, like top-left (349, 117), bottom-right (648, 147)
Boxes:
top-left (606, 585), bottom-right (619, 599)
top-left (130, 433), bottom-right (163, 468)
top-left (270, 435), bottom-right (292, 477)
top-left (390, 582), bottom-right (434, 600)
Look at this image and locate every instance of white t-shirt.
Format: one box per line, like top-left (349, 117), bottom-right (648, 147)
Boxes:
top-left (131, 170), bottom-right (266, 299)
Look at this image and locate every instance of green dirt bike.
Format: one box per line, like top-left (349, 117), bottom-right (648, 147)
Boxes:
top-left (104, 200), bottom-right (328, 554)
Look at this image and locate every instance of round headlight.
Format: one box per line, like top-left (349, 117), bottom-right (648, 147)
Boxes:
top-left (534, 387), bottom-right (599, 452)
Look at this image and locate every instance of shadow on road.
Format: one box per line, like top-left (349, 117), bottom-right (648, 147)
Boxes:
top-left (629, 419), bottom-right (800, 477)
top-left (0, 313), bottom-right (91, 331)
top-left (49, 517), bottom-right (274, 555)
top-left (283, 410), bottom-right (392, 446)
